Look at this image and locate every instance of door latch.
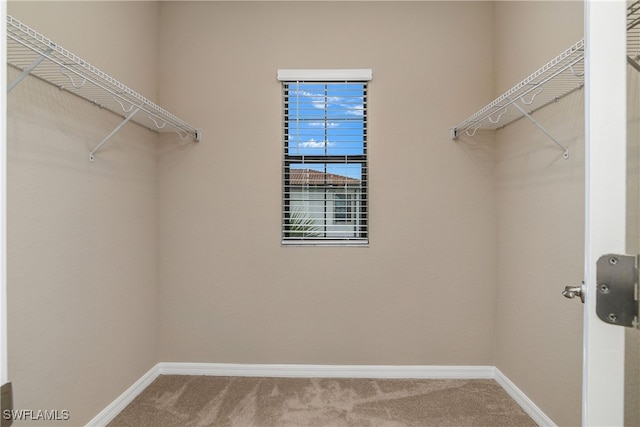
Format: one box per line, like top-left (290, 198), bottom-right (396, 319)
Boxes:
top-left (596, 254), bottom-right (639, 329)
top-left (562, 282), bottom-right (585, 303)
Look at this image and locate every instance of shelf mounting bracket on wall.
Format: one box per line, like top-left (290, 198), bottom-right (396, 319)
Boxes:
top-left (7, 47), bottom-right (52, 93)
top-left (90, 104), bottom-right (143, 161)
top-left (6, 15), bottom-right (202, 161)
top-left (628, 55), bottom-right (640, 73)
top-left (508, 97), bottom-right (570, 159)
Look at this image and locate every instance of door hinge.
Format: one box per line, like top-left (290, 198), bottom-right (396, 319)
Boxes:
top-left (596, 254), bottom-right (639, 329)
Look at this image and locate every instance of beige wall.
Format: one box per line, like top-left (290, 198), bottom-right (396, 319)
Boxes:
top-left (156, 1), bottom-right (498, 365)
top-left (493, 0), bottom-right (584, 94)
top-left (492, 2), bottom-right (584, 426)
top-left (7, 1), bottom-right (160, 425)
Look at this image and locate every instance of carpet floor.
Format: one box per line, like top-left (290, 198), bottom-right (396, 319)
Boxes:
top-left (107, 375), bottom-right (537, 427)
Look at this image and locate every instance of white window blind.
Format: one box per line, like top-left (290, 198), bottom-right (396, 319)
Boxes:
top-left (279, 70), bottom-right (371, 246)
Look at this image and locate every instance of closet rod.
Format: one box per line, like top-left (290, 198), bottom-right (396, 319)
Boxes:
top-left (6, 15), bottom-right (202, 161)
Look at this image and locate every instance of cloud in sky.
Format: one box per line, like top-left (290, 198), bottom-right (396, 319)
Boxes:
top-left (298, 138), bottom-right (333, 149)
top-left (290, 89), bottom-right (362, 114)
top-left (308, 122), bottom-right (340, 128)
top-left (346, 105), bottom-right (364, 116)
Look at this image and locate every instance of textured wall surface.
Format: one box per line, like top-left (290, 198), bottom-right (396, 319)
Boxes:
top-left (492, 2), bottom-right (585, 426)
top-left (7, 2), bottom-right (160, 425)
top-left (156, 1), bottom-right (498, 366)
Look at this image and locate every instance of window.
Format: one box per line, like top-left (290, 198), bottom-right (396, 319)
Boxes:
top-left (278, 69), bottom-right (371, 245)
top-left (334, 194), bottom-right (354, 223)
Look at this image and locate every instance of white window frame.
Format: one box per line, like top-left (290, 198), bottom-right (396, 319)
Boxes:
top-left (278, 69), bottom-right (372, 246)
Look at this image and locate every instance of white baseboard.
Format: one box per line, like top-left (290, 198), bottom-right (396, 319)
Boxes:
top-left (494, 368), bottom-right (556, 427)
top-left (85, 364), bottom-right (161, 427)
top-left (158, 362), bottom-right (495, 379)
top-left (87, 363), bottom-right (554, 427)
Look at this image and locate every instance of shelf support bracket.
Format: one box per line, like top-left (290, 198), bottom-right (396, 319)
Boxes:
top-left (7, 48), bottom-right (53, 93)
top-left (627, 55), bottom-right (640, 73)
top-left (509, 98), bottom-right (570, 159)
top-left (90, 104), bottom-right (142, 161)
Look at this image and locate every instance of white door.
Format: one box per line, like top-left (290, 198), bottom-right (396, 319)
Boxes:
top-left (584, 0), bottom-right (639, 425)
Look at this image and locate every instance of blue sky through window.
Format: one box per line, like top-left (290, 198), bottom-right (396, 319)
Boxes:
top-left (285, 82), bottom-right (366, 180)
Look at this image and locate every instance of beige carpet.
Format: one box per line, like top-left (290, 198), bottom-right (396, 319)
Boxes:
top-left (108, 375), bottom-right (537, 427)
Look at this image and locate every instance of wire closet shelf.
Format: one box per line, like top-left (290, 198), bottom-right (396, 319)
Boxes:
top-left (450, 39), bottom-right (585, 160)
top-left (452, 0), bottom-right (640, 160)
top-left (628, 0), bottom-right (640, 72)
top-left (6, 14), bottom-right (201, 161)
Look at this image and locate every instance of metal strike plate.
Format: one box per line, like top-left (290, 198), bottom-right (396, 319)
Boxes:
top-left (596, 254), bottom-right (639, 328)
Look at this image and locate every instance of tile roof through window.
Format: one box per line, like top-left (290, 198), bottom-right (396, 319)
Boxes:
top-left (289, 169), bottom-right (361, 186)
